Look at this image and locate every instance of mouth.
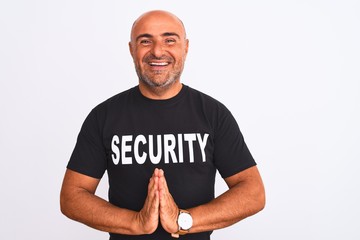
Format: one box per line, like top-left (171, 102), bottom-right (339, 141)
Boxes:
top-left (147, 61), bottom-right (171, 72)
top-left (148, 61), bottom-right (170, 67)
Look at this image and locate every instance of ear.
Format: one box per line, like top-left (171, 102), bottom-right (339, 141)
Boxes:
top-left (129, 42), bottom-right (134, 58)
top-left (184, 39), bottom-right (189, 56)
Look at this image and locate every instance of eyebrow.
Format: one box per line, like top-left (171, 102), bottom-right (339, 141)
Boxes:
top-left (162, 32), bottom-right (180, 38)
top-left (135, 32), bottom-right (181, 42)
top-left (136, 33), bottom-right (152, 42)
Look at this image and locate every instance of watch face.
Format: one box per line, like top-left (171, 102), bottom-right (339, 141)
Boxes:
top-left (178, 212), bottom-right (193, 230)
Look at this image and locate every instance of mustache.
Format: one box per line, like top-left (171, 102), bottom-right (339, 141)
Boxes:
top-left (144, 54), bottom-right (173, 62)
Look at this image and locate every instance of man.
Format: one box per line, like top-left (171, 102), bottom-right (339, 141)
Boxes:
top-left (60, 10), bottom-right (265, 240)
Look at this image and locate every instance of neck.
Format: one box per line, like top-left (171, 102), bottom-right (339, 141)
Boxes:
top-left (138, 80), bottom-right (183, 100)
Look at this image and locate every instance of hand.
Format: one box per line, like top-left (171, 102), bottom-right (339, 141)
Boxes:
top-left (135, 170), bottom-right (160, 234)
top-left (158, 169), bottom-right (179, 234)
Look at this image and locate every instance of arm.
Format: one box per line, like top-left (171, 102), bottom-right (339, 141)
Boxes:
top-left (60, 169), bottom-right (159, 235)
top-left (159, 166), bottom-right (265, 234)
top-left (189, 166), bottom-right (265, 232)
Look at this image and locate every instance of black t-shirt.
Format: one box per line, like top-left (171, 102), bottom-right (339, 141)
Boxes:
top-left (67, 85), bottom-right (256, 240)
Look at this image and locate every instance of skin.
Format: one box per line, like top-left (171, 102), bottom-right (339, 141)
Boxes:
top-left (129, 10), bottom-right (189, 99)
top-left (60, 10), bottom-right (266, 236)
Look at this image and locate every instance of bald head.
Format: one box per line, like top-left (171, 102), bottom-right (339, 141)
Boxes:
top-left (128, 10), bottom-right (189, 98)
top-left (130, 10), bottom-right (187, 43)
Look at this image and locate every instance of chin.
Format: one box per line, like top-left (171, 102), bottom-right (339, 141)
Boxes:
top-left (142, 77), bottom-right (177, 88)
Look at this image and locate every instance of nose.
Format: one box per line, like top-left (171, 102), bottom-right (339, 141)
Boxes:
top-left (150, 42), bottom-right (164, 58)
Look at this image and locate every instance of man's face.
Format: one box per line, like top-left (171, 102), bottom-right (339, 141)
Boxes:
top-left (129, 12), bottom-right (189, 89)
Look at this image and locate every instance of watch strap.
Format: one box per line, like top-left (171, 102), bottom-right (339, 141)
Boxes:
top-left (171, 209), bottom-right (191, 238)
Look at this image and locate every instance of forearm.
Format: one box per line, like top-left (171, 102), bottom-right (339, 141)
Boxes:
top-left (60, 187), bottom-right (141, 235)
top-left (188, 176), bottom-right (265, 233)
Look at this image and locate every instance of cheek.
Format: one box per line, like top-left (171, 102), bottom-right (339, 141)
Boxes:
top-left (139, 52), bottom-right (151, 65)
top-left (173, 49), bottom-right (187, 60)
top-left (132, 49), bottom-right (147, 62)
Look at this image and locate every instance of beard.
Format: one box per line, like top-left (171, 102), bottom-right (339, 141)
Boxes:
top-left (136, 68), bottom-right (181, 89)
top-left (135, 55), bottom-right (184, 89)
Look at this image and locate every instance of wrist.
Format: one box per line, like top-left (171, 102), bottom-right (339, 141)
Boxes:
top-left (171, 209), bottom-right (193, 238)
top-left (133, 211), bottom-right (157, 235)
top-left (161, 207), bottom-right (179, 234)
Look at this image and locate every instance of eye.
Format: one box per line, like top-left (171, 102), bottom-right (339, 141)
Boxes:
top-left (140, 39), bottom-right (151, 45)
top-left (165, 38), bottom-right (176, 44)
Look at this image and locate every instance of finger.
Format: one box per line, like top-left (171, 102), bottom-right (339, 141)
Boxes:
top-left (159, 170), bottom-right (170, 196)
top-left (159, 176), bottom-right (175, 207)
top-left (145, 179), bottom-right (157, 212)
top-left (158, 168), bottom-right (164, 177)
top-left (152, 168), bottom-right (159, 178)
top-left (139, 177), bottom-right (160, 234)
top-left (145, 177), bottom-right (159, 212)
top-left (148, 175), bottom-right (159, 198)
top-left (154, 167), bottom-right (161, 178)
top-left (158, 175), bottom-right (179, 234)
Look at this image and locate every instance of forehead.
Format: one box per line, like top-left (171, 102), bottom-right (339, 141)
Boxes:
top-left (131, 13), bottom-right (185, 41)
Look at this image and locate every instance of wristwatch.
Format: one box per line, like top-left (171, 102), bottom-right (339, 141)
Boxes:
top-left (171, 209), bottom-right (193, 238)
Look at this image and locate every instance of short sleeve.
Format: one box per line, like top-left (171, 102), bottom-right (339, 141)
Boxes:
top-left (213, 107), bottom-right (256, 178)
top-left (67, 107), bottom-right (107, 179)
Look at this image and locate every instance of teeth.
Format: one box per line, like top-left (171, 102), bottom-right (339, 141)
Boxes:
top-left (149, 62), bottom-right (169, 66)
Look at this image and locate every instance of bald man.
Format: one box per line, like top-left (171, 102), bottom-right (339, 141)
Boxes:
top-left (60, 10), bottom-right (265, 240)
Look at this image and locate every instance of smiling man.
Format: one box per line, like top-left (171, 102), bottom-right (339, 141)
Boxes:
top-left (60, 10), bottom-right (265, 240)
top-left (130, 11), bottom-right (188, 98)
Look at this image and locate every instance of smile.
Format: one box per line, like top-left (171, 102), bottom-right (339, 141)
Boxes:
top-left (149, 62), bottom-right (170, 66)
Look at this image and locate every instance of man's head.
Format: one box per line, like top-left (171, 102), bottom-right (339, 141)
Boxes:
top-left (129, 10), bottom-right (189, 93)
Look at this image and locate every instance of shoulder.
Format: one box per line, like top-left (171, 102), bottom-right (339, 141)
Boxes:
top-left (97, 86), bottom-right (137, 109)
top-left (90, 86), bottom-right (139, 114)
top-left (185, 85), bottom-right (231, 115)
top-left (186, 85), bottom-right (223, 105)
top-left (84, 86), bottom-right (138, 124)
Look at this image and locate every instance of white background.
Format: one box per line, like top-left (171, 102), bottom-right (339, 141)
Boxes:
top-left (1, 0), bottom-right (359, 239)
